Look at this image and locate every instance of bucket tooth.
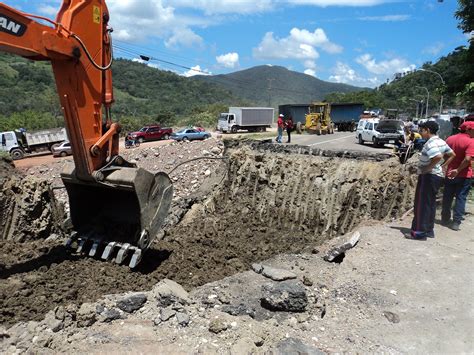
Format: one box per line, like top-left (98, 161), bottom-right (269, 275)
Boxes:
top-left (89, 240), bottom-right (101, 257)
top-left (129, 249), bottom-right (142, 269)
top-left (102, 242), bottom-right (117, 261)
top-left (65, 231), bottom-right (78, 248)
top-left (115, 243), bottom-right (131, 264)
top-left (76, 238), bottom-right (87, 253)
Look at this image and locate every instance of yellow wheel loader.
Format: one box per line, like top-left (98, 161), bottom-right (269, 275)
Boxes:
top-left (305, 102), bottom-right (334, 135)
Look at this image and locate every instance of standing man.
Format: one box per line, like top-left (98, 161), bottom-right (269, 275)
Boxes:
top-left (276, 114), bottom-right (284, 143)
top-left (285, 116), bottom-right (294, 143)
top-left (441, 121), bottom-right (474, 231)
top-left (408, 121), bottom-right (455, 240)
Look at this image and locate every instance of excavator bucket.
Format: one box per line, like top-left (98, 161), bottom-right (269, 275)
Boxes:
top-left (61, 165), bottom-right (173, 268)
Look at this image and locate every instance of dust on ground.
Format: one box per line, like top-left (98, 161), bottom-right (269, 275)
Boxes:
top-left (0, 140), bottom-right (417, 328)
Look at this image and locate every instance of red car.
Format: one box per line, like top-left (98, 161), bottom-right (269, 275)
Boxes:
top-left (129, 125), bottom-right (173, 143)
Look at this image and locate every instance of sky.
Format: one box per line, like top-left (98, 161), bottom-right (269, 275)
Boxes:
top-left (3, 0), bottom-right (471, 88)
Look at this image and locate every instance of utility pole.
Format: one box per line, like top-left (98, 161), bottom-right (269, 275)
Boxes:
top-left (267, 78), bottom-right (275, 107)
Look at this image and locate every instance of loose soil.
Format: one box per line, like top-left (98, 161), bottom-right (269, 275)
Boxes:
top-left (0, 140), bottom-right (417, 327)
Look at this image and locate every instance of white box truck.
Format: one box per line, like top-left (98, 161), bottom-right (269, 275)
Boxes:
top-left (0, 127), bottom-right (68, 160)
top-left (218, 107), bottom-right (274, 133)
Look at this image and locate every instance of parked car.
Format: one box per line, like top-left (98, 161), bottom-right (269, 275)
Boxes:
top-left (52, 141), bottom-right (72, 157)
top-left (128, 125), bottom-right (173, 143)
top-left (171, 128), bottom-right (211, 142)
top-left (357, 119), bottom-right (404, 147)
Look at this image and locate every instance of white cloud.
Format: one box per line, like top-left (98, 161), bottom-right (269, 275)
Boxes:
top-left (329, 61), bottom-right (379, 87)
top-left (165, 28), bottom-right (203, 48)
top-left (285, 0), bottom-right (394, 6)
top-left (253, 27), bottom-right (342, 66)
top-left (216, 52), bottom-right (240, 68)
top-left (165, 0), bottom-right (273, 14)
top-left (356, 53), bottom-right (415, 75)
top-left (304, 69), bottom-right (316, 77)
top-left (422, 42), bottom-right (444, 56)
top-left (37, 5), bottom-right (58, 16)
top-left (182, 65), bottom-right (211, 77)
top-left (107, 0), bottom-right (203, 48)
top-left (304, 60), bottom-right (317, 69)
top-left (357, 14), bottom-right (411, 21)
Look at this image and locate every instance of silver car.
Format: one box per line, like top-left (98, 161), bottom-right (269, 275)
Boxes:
top-left (52, 141), bottom-right (72, 157)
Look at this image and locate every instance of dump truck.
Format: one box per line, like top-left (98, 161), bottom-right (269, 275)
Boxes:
top-left (0, 128), bottom-right (68, 160)
top-left (218, 107), bottom-right (274, 133)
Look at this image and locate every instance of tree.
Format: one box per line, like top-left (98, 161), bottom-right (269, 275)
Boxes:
top-left (455, 0), bottom-right (474, 34)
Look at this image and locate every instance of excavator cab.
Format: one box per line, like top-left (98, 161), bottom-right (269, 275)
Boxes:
top-left (0, 1), bottom-right (173, 267)
top-left (305, 102), bottom-right (334, 135)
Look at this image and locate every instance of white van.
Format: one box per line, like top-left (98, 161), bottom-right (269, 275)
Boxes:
top-left (356, 118), bottom-right (379, 145)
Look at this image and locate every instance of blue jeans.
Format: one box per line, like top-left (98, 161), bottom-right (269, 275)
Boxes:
top-left (411, 174), bottom-right (443, 237)
top-left (441, 177), bottom-right (472, 224)
top-left (276, 127), bottom-right (283, 143)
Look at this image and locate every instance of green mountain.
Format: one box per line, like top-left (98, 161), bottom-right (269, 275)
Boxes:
top-left (193, 65), bottom-right (365, 107)
top-left (0, 55), bottom-right (243, 131)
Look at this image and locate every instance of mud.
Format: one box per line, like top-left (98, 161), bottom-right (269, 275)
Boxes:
top-left (0, 142), bottom-right (416, 326)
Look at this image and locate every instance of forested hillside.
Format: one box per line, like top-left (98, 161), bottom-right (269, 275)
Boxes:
top-left (0, 55), bottom-right (245, 131)
top-left (194, 65), bottom-right (364, 107)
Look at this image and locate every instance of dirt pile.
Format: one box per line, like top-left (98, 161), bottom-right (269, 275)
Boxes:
top-left (0, 175), bottom-right (64, 242)
top-left (0, 141), bottom-right (416, 327)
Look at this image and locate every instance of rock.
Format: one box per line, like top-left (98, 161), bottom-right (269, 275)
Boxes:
top-left (45, 233), bottom-right (61, 242)
top-left (0, 326), bottom-right (9, 340)
top-left (221, 304), bottom-right (256, 318)
top-left (209, 318), bottom-right (229, 334)
top-left (261, 265), bottom-right (297, 281)
top-left (252, 263), bottom-right (263, 274)
top-left (231, 338), bottom-right (257, 354)
top-left (176, 312), bottom-right (190, 326)
top-left (160, 308), bottom-right (176, 322)
top-left (324, 231), bottom-right (360, 262)
top-left (383, 311), bottom-right (400, 323)
top-left (274, 337), bottom-right (325, 355)
top-left (204, 169), bottom-right (211, 177)
top-left (202, 150), bottom-right (211, 156)
top-left (261, 280), bottom-right (308, 312)
top-left (302, 275), bottom-right (313, 287)
top-left (101, 308), bottom-right (122, 322)
top-left (116, 293), bottom-right (147, 313)
top-left (43, 311), bottom-right (64, 333)
top-left (211, 147), bottom-right (221, 155)
top-left (77, 303), bottom-right (97, 327)
top-left (152, 279), bottom-right (191, 306)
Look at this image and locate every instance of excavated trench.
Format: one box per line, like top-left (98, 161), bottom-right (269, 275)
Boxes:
top-left (0, 142), bottom-right (417, 326)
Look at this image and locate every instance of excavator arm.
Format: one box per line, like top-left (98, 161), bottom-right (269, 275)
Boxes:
top-left (1, 1), bottom-right (116, 179)
top-left (0, 1), bottom-right (172, 267)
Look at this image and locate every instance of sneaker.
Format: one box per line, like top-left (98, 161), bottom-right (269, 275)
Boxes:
top-left (450, 221), bottom-right (461, 231)
top-left (404, 231), bottom-right (427, 240)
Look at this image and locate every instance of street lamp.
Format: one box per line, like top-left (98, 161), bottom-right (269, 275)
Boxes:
top-left (417, 68), bottom-right (445, 116)
top-left (408, 98), bottom-right (424, 119)
top-left (416, 86), bottom-right (430, 119)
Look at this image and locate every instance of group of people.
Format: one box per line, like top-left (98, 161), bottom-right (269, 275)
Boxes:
top-left (276, 114), bottom-right (294, 144)
top-left (408, 120), bottom-right (473, 239)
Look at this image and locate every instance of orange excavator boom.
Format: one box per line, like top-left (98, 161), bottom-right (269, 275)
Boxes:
top-left (0, 1), bottom-right (173, 267)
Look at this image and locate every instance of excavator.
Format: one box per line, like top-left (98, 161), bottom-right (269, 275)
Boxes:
top-left (305, 102), bottom-right (334, 135)
top-left (0, 1), bottom-right (173, 267)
